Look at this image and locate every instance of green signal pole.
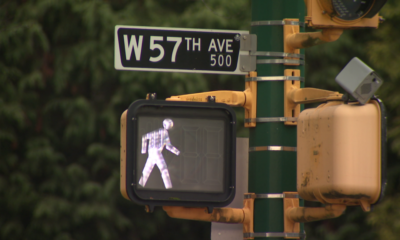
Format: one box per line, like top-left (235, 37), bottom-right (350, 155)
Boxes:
top-left (249, 1), bottom-right (305, 239)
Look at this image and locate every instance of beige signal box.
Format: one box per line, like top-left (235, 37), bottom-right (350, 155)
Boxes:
top-left (297, 99), bottom-right (386, 211)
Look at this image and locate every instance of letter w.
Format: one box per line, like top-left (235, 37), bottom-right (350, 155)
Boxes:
top-left (123, 35), bottom-right (143, 61)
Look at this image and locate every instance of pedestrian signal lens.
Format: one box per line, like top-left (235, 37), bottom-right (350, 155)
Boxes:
top-left (120, 100), bottom-right (236, 209)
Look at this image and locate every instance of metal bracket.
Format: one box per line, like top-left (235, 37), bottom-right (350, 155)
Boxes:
top-left (244, 232), bottom-right (306, 239)
top-left (244, 72), bottom-right (257, 128)
top-left (243, 193), bottom-right (255, 240)
top-left (284, 70), bottom-right (345, 126)
top-left (256, 59), bottom-right (304, 65)
top-left (246, 76), bottom-right (304, 82)
top-left (284, 69), bottom-right (301, 126)
top-left (240, 55), bottom-right (257, 72)
top-left (162, 193), bottom-right (255, 239)
top-left (251, 20), bottom-right (306, 27)
top-left (244, 193), bottom-right (300, 199)
top-left (283, 19), bottom-right (301, 66)
top-left (284, 192), bottom-right (300, 239)
top-left (240, 34), bottom-right (257, 52)
top-left (245, 117), bottom-right (297, 123)
top-left (146, 93), bottom-right (157, 100)
top-left (166, 72), bottom-right (257, 128)
top-left (250, 51), bottom-right (305, 59)
top-left (240, 34), bottom-right (257, 72)
top-left (243, 192), bottom-right (302, 239)
top-left (286, 204), bottom-right (347, 223)
top-left (249, 146), bottom-right (297, 152)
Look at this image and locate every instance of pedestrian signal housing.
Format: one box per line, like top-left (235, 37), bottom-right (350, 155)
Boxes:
top-left (305, 0), bottom-right (387, 28)
top-left (297, 99), bottom-right (386, 211)
top-left (120, 100), bottom-right (236, 211)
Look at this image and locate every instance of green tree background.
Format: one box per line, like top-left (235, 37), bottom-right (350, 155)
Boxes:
top-left (1, 0), bottom-right (399, 240)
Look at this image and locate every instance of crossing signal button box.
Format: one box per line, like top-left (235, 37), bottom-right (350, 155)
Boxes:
top-left (120, 100), bottom-right (236, 210)
top-left (297, 99), bottom-right (386, 210)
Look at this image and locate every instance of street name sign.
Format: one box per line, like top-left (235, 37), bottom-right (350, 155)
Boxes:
top-left (115, 25), bottom-right (250, 75)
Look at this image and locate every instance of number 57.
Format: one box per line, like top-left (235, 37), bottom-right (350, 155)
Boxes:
top-left (149, 36), bottom-right (182, 63)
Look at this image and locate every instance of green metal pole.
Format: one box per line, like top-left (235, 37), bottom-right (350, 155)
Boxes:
top-left (249, 1), bottom-right (305, 239)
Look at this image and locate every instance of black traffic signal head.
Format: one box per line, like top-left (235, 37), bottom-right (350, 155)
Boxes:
top-left (120, 99), bottom-right (236, 211)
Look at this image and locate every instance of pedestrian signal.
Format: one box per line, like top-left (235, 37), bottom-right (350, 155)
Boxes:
top-left (297, 99), bottom-right (386, 212)
top-left (305, 0), bottom-right (387, 28)
top-left (120, 100), bottom-right (236, 211)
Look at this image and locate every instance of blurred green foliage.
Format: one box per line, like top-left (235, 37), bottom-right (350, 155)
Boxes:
top-left (1, 0), bottom-right (400, 240)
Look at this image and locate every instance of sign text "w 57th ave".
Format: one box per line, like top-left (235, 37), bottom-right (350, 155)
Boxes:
top-left (115, 26), bottom-right (249, 75)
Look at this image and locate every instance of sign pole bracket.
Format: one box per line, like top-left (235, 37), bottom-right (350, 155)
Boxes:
top-left (166, 72), bottom-right (257, 127)
top-left (162, 193), bottom-right (255, 235)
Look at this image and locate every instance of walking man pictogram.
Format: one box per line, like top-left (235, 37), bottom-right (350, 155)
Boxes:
top-left (139, 119), bottom-right (180, 189)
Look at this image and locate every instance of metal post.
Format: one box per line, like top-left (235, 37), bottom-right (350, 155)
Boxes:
top-left (249, 1), bottom-right (305, 239)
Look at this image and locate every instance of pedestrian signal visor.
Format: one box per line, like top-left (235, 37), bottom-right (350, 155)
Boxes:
top-left (297, 99), bottom-right (386, 211)
top-left (120, 100), bottom-right (236, 210)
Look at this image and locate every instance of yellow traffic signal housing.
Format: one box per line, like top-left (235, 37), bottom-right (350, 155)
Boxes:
top-left (297, 99), bottom-right (386, 212)
top-left (305, 0), bottom-right (387, 28)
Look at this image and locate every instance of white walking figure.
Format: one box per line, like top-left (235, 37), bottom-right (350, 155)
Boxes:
top-left (139, 119), bottom-right (180, 189)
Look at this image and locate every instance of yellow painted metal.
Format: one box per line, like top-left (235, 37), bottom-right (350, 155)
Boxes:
top-left (167, 91), bottom-right (246, 106)
top-left (287, 87), bottom-right (343, 105)
top-left (284, 82), bottom-right (343, 125)
top-left (285, 28), bottom-right (343, 50)
top-left (245, 71), bottom-right (257, 128)
top-left (163, 206), bottom-right (245, 223)
top-left (297, 100), bottom-right (382, 211)
top-left (305, 0), bottom-right (381, 28)
top-left (163, 193), bottom-right (255, 237)
top-left (166, 71), bottom-right (257, 128)
top-left (283, 192), bottom-right (300, 239)
top-left (360, 200), bottom-right (372, 212)
top-left (284, 70), bottom-right (301, 126)
top-left (283, 19), bottom-right (300, 66)
top-left (286, 204), bottom-right (346, 222)
top-left (120, 110), bottom-right (129, 200)
top-left (243, 193), bottom-right (255, 239)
